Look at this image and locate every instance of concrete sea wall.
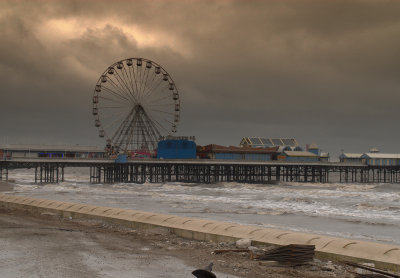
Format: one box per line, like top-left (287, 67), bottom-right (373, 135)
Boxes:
top-left (0, 193), bottom-right (399, 271)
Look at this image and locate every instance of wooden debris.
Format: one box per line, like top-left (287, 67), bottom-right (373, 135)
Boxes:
top-left (345, 262), bottom-right (400, 278)
top-left (255, 244), bottom-right (315, 265)
top-left (353, 274), bottom-right (390, 278)
top-left (213, 249), bottom-right (249, 254)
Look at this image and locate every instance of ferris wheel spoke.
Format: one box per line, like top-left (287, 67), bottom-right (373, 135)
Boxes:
top-left (106, 75), bottom-right (131, 99)
top-left (160, 118), bottom-right (176, 126)
top-left (139, 66), bottom-right (150, 101)
top-left (147, 81), bottom-right (170, 101)
top-left (116, 68), bottom-right (139, 104)
top-left (99, 109), bottom-right (129, 125)
top-left (104, 79), bottom-right (133, 103)
top-left (144, 123), bottom-right (161, 149)
top-left (129, 64), bottom-right (140, 101)
top-left (111, 109), bottom-right (135, 143)
top-left (142, 77), bottom-right (165, 99)
top-left (101, 113), bottom-right (129, 135)
top-left (147, 114), bottom-right (170, 134)
top-left (121, 64), bottom-right (138, 102)
top-left (141, 70), bottom-right (157, 102)
top-left (149, 103), bottom-right (175, 107)
top-left (140, 67), bottom-right (151, 100)
top-left (136, 115), bottom-right (156, 149)
top-left (98, 96), bottom-right (127, 106)
top-left (149, 96), bottom-right (174, 105)
top-left (144, 68), bottom-right (156, 92)
top-left (149, 94), bottom-right (173, 104)
top-left (112, 70), bottom-right (138, 104)
top-left (115, 67), bottom-right (134, 100)
top-left (98, 106), bottom-right (127, 109)
top-left (141, 111), bottom-right (157, 145)
top-left (143, 70), bottom-right (157, 100)
top-left (98, 112), bottom-right (129, 139)
top-left (101, 85), bottom-right (131, 103)
top-left (151, 109), bottom-right (175, 116)
top-left (137, 65), bottom-right (146, 99)
top-left (135, 65), bottom-right (144, 100)
top-left (101, 116), bottom-right (128, 131)
top-left (135, 65), bottom-right (142, 97)
top-left (143, 70), bottom-right (167, 97)
top-left (125, 118), bottom-right (138, 150)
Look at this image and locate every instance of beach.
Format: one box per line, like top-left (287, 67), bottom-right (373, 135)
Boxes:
top-left (0, 206), bottom-right (352, 278)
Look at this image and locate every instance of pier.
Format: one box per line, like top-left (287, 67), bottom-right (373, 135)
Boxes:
top-left (1, 158), bottom-right (400, 184)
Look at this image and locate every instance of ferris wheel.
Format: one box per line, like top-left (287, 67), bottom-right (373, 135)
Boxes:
top-left (92, 58), bottom-right (180, 153)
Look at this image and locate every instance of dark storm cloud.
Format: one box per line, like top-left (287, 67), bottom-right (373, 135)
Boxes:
top-left (1, 0), bottom-right (400, 158)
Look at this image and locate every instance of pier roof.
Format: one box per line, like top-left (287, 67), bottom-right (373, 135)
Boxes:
top-left (0, 144), bottom-right (104, 153)
top-left (240, 137), bottom-right (298, 147)
top-left (362, 153), bottom-right (400, 159)
top-left (284, 151), bottom-right (318, 157)
top-left (198, 144), bottom-right (279, 154)
top-left (339, 153), bottom-right (363, 159)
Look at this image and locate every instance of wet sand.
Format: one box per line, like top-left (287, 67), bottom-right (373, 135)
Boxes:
top-left (0, 181), bottom-right (13, 192)
top-left (0, 207), bottom-right (354, 278)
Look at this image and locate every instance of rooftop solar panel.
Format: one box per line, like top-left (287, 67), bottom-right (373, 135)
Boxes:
top-left (260, 138), bottom-right (272, 145)
top-left (282, 138), bottom-right (296, 146)
top-left (249, 137), bottom-right (262, 144)
top-left (290, 139), bottom-right (298, 146)
top-left (271, 138), bottom-right (283, 146)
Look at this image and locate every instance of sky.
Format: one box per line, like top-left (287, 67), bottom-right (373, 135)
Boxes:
top-left (1, 0), bottom-right (400, 159)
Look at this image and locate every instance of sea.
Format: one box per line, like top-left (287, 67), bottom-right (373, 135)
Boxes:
top-left (4, 167), bottom-right (400, 245)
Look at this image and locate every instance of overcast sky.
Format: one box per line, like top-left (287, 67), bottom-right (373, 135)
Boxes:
top-left (1, 0), bottom-right (400, 159)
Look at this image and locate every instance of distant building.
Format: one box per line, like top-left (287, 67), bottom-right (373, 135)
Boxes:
top-left (369, 148), bottom-right (380, 153)
top-left (306, 143), bottom-right (330, 162)
top-left (282, 151), bottom-right (319, 162)
top-left (339, 153), bottom-right (363, 163)
top-left (240, 138), bottom-right (329, 162)
top-left (306, 143), bottom-right (320, 155)
top-left (0, 144), bottom-right (104, 159)
top-left (361, 153), bottom-right (400, 166)
top-left (319, 152), bottom-right (330, 162)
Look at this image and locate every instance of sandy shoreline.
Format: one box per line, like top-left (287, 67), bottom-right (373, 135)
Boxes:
top-left (0, 207), bottom-right (357, 277)
top-left (0, 181), bottom-right (13, 192)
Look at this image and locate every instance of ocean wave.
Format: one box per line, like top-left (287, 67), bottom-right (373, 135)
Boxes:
top-left (6, 169), bottom-right (400, 245)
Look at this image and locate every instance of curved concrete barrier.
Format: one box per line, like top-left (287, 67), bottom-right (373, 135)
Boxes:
top-left (0, 193), bottom-right (399, 271)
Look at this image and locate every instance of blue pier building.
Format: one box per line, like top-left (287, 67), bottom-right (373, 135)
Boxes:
top-left (157, 136), bottom-right (196, 159)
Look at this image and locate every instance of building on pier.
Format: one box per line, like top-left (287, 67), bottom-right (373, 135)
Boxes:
top-left (306, 143), bottom-right (330, 162)
top-left (319, 152), bottom-right (330, 162)
top-left (197, 144), bottom-right (278, 161)
top-left (157, 136), bottom-right (196, 159)
top-left (240, 138), bottom-right (329, 162)
top-left (280, 151), bottom-right (319, 162)
top-left (361, 153), bottom-right (400, 166)
top-left (277, 145), bottom-right (304, 153)
top-left (339, 153), bottom-right (363, 163)
top-left (0, 144), bottom-right (104, 159)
